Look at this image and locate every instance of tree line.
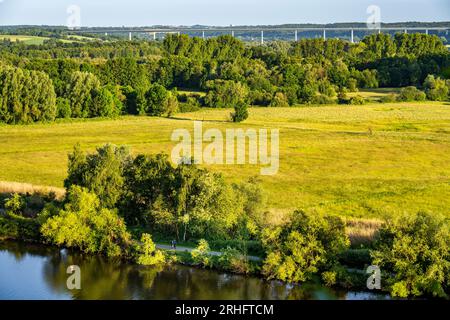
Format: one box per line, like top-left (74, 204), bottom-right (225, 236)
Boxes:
top-left (0, 33), bottom-right (449, 124)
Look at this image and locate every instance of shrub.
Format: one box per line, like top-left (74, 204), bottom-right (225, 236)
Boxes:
top-left (349, 95), bottom-right (366, 105)
top-left (217, 247), bottom-right (252, 274)
top-left (261, 211), bottom-right (350, 283)
top-left (397, 86), bottom-right (426, 102)
top-left (371, 212), bottom-right (450, 298)
top-left (423, 75), bottom-right (449, 101)
top-left (380, 93), bottom-right (398, 103)
top-left (269, 92), bottom-right (289, 107)
top-left (136, 233), bottom-right (165, 266)
top-left (41, 186), bottom-right (131, 257)
top-left (191, 239), bottom-right (211, 267)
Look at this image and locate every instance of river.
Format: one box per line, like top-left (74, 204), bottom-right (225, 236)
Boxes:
top-left (0, 241), bottom-right (389, 300)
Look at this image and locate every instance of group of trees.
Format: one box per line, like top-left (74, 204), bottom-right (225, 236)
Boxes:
top-left (64, 144), bottom-right (265, 242)
top-left (0, 32), bottom-right (449, 124)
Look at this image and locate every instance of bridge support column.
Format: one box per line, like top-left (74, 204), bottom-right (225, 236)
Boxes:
top-left (404, 29), bottom-right (407, 34)
top-left (425, 29), bottom-right (428, 35)
top-left (323, 29), bottom-right (326, 40)
top-left (153, 32), bottom-right (156, 41)
top-left (261, 30), bottom-right (264, 45)
top-left (129, 32), bottom-right (132, 41)
top-left (350, 29), bottom-right (354, 43)
top-left (295, 30), bottom-right (298, 41)
top-left (231, 30), bottom-right (234, 37)
top-left (202, 31), bottom-right (205, 39)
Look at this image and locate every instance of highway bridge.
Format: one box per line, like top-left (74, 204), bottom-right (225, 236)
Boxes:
top-left (72, 26), bottom-right (450, 43)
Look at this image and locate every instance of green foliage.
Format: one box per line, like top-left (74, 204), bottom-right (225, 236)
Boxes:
top-left (205, 80), bottom-right (249, 108)
top-left (371, 212), bottom-right (450, 298)
top-left (423, 75), bottom-right (449, 101)
top-left (64, 71), bottom-right (100, 118)
top-left (0, 193), bottom-right (41, 241)
top-left (231, 101), bottom-right (249, 122)
top-left (56, 97), bottom-right (71, 118)
top-left (41, 185), bottom-right (131, 257)
top-left (397, 86), bottom-right (426, 102)
top-left (65, 143), bottom-right (131, 208)
top-left (261, 211), bottom-right (350, 283)
top-left (348, 95), bottom-right (366, 105)
top-left (0, 64), bottom-right (56, 124)
top-left (92, 87), bottom-right (122, 117)
top-left (270, 92), bottom-right (290, 107)
top-left (4, 193), bottom-right (25, 215)
top-left (136, 233), bottom-right (165, 266)
top-left (144, 83), bottom-right (170, 116)
top-left (191, 239), bottom-right (211, 267)
top-left (217, 247), bottom-right (253, 274)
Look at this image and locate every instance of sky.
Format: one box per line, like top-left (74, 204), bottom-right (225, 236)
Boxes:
top-left (0, 0), bottom-right (449, 27)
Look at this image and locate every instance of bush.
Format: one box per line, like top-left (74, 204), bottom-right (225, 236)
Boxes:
top-left (191, 239), bottom-right (211, 267)
top-left (41, 186), bottom-right (131, 257)
top-left (261, 211), bottom-right (350, 283)
top-left (217, 247), bottom-right (252, 274)
top-left (136, 233), bottom-right (165, 266)
top-left (208, 239), bottom-right (264, 257)
top-left (397, 86), bottom-right (426, 102)
top-left (379, 94), bottom-right (398, 103)
top-left (371, 212), bottom-right (450, 298)
top-left (423, 75), bottom-right (449, 101)
top-left (269, 92), bottom-right (289, 107)
top-left (349, 95), bottom-right (366, 105)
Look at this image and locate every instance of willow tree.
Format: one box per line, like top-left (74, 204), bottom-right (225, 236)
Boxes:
top-left (0, 64), bottom-right (56, 124)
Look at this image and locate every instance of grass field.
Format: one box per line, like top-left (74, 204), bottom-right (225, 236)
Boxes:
top-left (0, 34), bottom-right (98, 45)
top-left (1, 101), bottom-right (450, 220)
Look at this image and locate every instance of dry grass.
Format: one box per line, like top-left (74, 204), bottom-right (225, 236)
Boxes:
top-left (0, 181), bottom-right (66, 200)
top-left (345, 217), bottom-right (384, 247)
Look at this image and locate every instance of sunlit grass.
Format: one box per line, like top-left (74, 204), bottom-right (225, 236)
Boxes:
top-left (1, 101), bottom-right (449, 219)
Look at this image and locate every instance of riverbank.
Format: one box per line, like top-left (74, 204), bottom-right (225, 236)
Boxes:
top-left (0, 240), bottom-right (390, 300)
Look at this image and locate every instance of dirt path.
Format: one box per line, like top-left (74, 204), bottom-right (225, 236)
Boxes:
top-left (155, 244), bottom-right (262, 262)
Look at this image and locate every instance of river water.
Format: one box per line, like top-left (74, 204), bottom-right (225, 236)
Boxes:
top-left (0, 241), bottom-right (389, 300)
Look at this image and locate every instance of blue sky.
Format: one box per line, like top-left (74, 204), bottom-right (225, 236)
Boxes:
top-left (0, 0), bottom-right (449, 26)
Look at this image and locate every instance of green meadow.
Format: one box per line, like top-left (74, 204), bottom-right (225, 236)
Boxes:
top-left (1, 101), bottom-right (450, 220)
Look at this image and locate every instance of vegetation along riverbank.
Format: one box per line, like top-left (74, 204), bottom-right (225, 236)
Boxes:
top-left (1, 31), bottom-right (450, 298)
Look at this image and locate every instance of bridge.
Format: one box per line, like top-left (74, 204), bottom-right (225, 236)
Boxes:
top-left (72, 26), bottom-right (450, 43)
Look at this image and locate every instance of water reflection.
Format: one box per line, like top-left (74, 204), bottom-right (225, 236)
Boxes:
top-left (0, 241), bottom-right (389, 300)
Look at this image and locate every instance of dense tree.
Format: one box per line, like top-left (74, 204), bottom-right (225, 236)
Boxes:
top-left (371, 212), bottom-right (450, 298)
top-left (64, 71), bottom-right (100, 118)
top-left (204, 80), bottom-right (249, 108)
top-left (0, 64), bottom-right (56, 124)
top-left (64, 144), bottom-right (132, 208)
